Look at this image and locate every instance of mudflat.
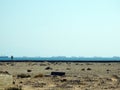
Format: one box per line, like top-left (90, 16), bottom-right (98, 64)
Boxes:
top-left (0, 62), bottom-right (120, 90)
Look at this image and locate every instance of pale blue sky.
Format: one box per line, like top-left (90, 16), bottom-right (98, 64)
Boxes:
top-left (0, 0), bottom-right (120, 57)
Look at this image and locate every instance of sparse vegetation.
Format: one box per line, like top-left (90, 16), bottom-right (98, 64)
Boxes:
top-left (34, 73), bottom-right (44, 78)
top-left (60, 79), bottom-right (67, 82)
top-left (81, 68), bottom-right (85, 71)
top-left (5, 87), bottom-right (22, 90)
top-left (0, 71), bottom-right (9, 74)
top-left (17, 74), bottom-right (31, 78)
top-left (66, 68), bottom-right (70, 70)
top-left (32, 82), bottom-right (46, 88)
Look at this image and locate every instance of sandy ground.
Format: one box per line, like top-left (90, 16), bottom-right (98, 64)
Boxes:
top-left (0, 62), bottom-right (120, 90)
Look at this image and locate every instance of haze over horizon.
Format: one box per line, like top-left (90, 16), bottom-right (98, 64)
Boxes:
top-left (0, 0), bottom-right (120, 57)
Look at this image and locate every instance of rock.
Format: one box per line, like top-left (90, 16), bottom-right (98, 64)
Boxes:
top-left (111, 75), bottom-right (119, 82)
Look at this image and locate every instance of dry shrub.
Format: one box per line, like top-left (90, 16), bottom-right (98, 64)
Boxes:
top-left (27, 69), bottom-right (32, 72)
top-left (60, 79), bottom-right (67, 82)
top-left (87, 68), bottom-right (92, 70)
top-left (45, 67), bottom-right (52, 70)
top-left (81, 68), bottom-right (85, 71)
top-left (32, 82), bottom-right (46, 88)
top-left (66, 68), bottom-right (71, 70)
top-left (0, 71), bottom-right (9, 74)
top-left (17, 74), bottom-right (31, 78)
top-left (5, 87), bottom-right (22, 90)
top-left (34, 73), bottom-right (44, 78)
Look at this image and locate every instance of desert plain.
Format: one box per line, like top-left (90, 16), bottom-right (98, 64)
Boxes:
top-left (0, 62), bottom-right (120, 90)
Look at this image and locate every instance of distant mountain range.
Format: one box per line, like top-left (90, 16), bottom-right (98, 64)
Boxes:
top-left (0, 56), bottom-right (8, 58)
top-left (0, 56), bottom-right (120, 61)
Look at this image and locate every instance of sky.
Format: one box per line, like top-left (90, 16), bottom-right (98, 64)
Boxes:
top-left (0, 0), bottom-right (120, 57)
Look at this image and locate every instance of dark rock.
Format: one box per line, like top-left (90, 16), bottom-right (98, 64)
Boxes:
top-left (51, 72), bottom-right (65, 76)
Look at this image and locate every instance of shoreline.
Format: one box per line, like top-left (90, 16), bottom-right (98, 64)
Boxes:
top-left (0, 60), bottom-right (120, 62)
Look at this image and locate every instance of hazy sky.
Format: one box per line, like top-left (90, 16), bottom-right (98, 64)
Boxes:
top-left (0, 0), bottom-right (120, 57)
